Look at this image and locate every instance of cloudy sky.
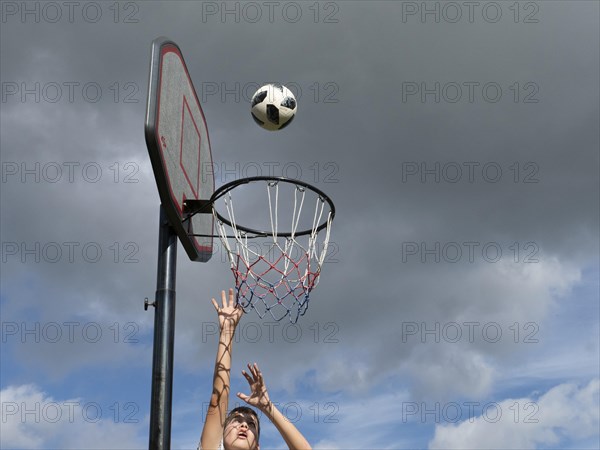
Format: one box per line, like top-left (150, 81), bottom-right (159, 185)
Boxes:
top-left (1, 1), bottom-right (598, 449)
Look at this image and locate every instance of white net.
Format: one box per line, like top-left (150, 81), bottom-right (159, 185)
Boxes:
top-left (213, 179), bottom-right (333, 322)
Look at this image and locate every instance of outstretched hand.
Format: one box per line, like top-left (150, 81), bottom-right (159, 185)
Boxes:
top-left (237, 363), bottom-right (272, 412)
top-left (211, 288), bottom-right (243, 331)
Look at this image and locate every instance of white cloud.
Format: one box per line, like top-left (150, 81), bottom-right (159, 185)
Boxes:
top-left (305, 257), bottom-right (583, 401)
top-left (311, 389), bottom-right (414, 450)
top-left (429, 378), bottom-right (600, 449)
top-left (403, 345), bottom-right (495, 401)
top-left (0, 384), bottom-right (145, 449)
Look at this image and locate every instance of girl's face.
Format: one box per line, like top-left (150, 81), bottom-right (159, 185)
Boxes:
top-left (223, 413), bottom-right (259, 450)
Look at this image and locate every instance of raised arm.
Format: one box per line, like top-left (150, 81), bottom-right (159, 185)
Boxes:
top-left (200, 289), bottom-right (243, 450)
top-left (237, 363), bottom-right (312, 450)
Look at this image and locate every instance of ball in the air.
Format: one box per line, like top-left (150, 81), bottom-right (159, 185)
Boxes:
top-left (250, 84), bottom-right (297, 131)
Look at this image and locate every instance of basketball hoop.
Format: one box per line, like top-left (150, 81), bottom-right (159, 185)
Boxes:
top-left (185, 176), bottom-right (335, 323)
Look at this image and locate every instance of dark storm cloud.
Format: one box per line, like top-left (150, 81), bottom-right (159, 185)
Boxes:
top-left (1, 1), bottom-right (597, 404)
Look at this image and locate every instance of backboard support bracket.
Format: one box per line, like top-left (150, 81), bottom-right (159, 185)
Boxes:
top-left (183, 199), bottom-right (213, 215)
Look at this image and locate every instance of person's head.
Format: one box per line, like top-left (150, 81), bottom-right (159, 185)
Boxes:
top-left (223, 406), bottom-right (260, 450)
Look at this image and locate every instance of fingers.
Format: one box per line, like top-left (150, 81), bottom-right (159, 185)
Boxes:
top-left (247, 363), bottom-right (256, 379)
top-left (255, 364), bottom-right (264, 384)
top-left (215, 289), bottom-right (236, 309)
top-left (242, 363), bottom-right (264, 384)
top-left (241, 369), bottom-right (254, 384)
top-left (228, 288), bottom-right (235, 307)
top-left (212, 290), bottom-right (228, 311)
top-left (236, 392), bottom-right (249, 403)
top-left (249, 362), bottom-right (262, 379)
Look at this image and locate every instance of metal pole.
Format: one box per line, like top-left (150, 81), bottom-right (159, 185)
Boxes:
top-left (149, 205), bottom-right (177, 450)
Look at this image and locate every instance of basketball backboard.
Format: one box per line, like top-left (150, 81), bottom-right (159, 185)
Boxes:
top-left (145, 37), bottom-right (214, 262)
